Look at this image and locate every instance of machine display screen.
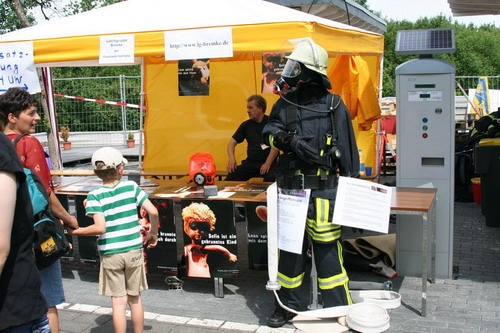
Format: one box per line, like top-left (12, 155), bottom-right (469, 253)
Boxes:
top-left (408, 91), bottom-right (443, 102)
top-left (415, 84), bottom-right (436, 88)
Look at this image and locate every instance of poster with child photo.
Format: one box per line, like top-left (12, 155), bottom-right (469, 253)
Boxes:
top-left (181, 200), bottom-right (239, 278)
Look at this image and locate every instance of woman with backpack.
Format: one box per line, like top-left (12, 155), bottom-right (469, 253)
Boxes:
top-left (0, 130), bottom-right (50, 332)
top-left (0, 87), bottom-right (79, 333)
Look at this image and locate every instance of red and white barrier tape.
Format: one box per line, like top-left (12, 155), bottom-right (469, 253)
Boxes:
top-left (54, 93), bottom-right (145, 109)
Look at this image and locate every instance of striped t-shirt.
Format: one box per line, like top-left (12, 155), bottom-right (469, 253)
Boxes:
top-left (85, 180), bottom-right (147, 255)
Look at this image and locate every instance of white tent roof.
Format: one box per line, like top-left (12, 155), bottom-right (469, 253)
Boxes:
top-left (267, 0), bottom-right (387, 34)
top-left (0, 0), bottom-right (384, 173)
top-left (0, 0), bottom-right (371, 42)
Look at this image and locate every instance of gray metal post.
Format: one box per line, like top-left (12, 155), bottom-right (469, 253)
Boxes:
top-left (119, 74), bottom-right (127, 143)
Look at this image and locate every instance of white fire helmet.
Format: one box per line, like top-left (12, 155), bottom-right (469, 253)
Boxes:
top-left (286, 39), bottom-right (328, 76)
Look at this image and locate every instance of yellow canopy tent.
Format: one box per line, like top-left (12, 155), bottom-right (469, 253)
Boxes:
top-left (0, 0), bottom-right (383, 174)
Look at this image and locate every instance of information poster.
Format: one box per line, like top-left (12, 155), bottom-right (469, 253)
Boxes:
top-left (74, 196), bottom-right (178, 270)
top-left (277, 188), bottom-right (310, 254)
top-left (261, 52), bottom-right (287, 94)
top-left (178, 58), bottom-right (210, 96)
top-left (57, 194), bottom-right (74, 260)
top-left (0, 41), bottom-right (41, 94)
top-left (333, 176), bottom-right (392, 233)
top-left (99, 34), bottom-right (135, 64)
top-left (180, 200), bottom-right (239, 278)
top-left (74, 196), bottom-right (99, 262)
top-left (143, 199), bottom-right (177, 275)
top-left (246, 202), bottom-right (268, 269)
top-left (165, 27), bottom-right (233, 60)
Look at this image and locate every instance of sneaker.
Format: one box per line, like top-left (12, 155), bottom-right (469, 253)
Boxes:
top-left (267, 308), bottom-right (296, 328)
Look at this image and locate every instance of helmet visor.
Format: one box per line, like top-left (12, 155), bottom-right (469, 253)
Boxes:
top-left (281, 59), bottom-right (301, 79)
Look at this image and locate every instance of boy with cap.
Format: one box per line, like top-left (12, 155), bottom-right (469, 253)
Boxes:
top-left (72, 147), bottom-right (159, 333)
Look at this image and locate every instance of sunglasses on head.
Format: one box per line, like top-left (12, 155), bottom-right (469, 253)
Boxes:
top-left (189, 222), bottom-right (210, 233)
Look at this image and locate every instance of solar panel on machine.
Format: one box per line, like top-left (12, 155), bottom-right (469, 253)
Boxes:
top-left (395, 28), bottom-right (455, 56)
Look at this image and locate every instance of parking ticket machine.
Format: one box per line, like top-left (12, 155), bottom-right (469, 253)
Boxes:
top-left (395, 29), bottom-right (456, 279)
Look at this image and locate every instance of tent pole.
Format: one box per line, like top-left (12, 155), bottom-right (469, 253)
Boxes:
top-left (375, 56), bottom-right (385, 182)
top-left (39, 67), bottom-right (62, 170)
top-left (138, 58), bottom-right (145, 169)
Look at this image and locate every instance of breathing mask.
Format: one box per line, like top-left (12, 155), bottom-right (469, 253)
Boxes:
top-left (273, 59), bottom-right (302, 95)
top-left (273, 39), bottom-right (330, 94)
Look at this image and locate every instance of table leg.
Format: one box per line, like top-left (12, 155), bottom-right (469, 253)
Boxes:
top-left (430, 203), bottom-right (437, 284)
top-left (421, 211), bottom-right (428, 317)
top-left (308, 244), bottom-right (321, 310)
top-left (214, 277), bottom-right (224, 298)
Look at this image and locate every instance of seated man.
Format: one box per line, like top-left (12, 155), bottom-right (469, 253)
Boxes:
top-left (226, 94), bottom-right (278, 182)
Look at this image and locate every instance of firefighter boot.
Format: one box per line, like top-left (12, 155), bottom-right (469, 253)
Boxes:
top-left (267, 307), bottom-right (296, 328)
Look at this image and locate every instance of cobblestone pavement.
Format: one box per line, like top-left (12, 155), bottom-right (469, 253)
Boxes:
top-left (58, 199), bottom-right (500, 333)
top-left (56, 146), bottom-right (500, 332)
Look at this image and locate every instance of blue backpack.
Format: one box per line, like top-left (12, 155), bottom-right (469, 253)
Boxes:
top-left (23, 167), bottom-right (49, 215)
top-left (13, 134), bottom-right (70, 269)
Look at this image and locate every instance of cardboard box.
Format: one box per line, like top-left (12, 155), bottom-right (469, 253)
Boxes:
top-left (380, 98), bottom-right (397, 115)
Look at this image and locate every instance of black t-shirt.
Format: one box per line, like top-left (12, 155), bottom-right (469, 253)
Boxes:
top-left (0, 132), bottom-right (47, 330)
top-left (232, 115), bottom-right (271, 163)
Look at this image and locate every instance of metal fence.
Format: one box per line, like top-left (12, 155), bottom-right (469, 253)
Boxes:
top-left (36, 75), bottom-right (142, 147)
top-left (455, 76), bottom-right (500, 133)
top-left (456, 76), bottom-right (500, 112)
top-left (34, 75), bottom-right (498, 148)
top-left (455, 76), bottom-right (500, 112)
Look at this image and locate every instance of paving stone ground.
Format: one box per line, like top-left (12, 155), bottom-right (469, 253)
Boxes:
top-left (58, 199), bottom-right (500, 333)
top-left (57, 147), bottom-right (500, 332)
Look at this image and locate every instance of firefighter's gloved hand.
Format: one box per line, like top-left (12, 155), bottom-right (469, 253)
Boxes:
top-left (288, 135), bottom-right (316, 162)
top-left (273, 131), bottom-right (295, 152)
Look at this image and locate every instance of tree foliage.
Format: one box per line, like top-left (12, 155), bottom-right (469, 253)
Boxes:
top-left (0, 0), bottom-right (41, 33)
top-left (382, 15), bottom-right (499, 96)
top-left (62, 0), bottom-right (123, 16)
top-left (0, 0), bottom-right (124, 33)
top-left (1, 0), bottom-right (498, 99)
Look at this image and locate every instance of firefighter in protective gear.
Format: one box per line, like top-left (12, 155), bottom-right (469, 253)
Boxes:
top-left (263, 39), bottom-right (360, 328)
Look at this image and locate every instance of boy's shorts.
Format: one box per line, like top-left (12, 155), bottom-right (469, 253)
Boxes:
top-left (99, 248), bottom-right (148, 297)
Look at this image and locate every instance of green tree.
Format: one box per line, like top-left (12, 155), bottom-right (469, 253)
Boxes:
top-left (0, 0), bottom-right (124, 33)
top-left (0, 0), bottom-right (41, 33)
top-left (62, 0), bottom-right (123, 15)
top-left (3, 0), bottom-right (498, 102)
top-left (354, 0), bottom-right (368, 7)
top-left (381, 16), bottom-right (499, 97)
